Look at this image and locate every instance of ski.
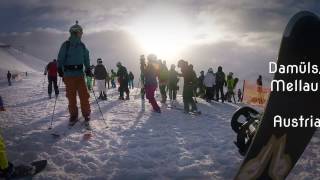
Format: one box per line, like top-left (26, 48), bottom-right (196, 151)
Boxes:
top-left (235, 11), bottom-right (320, 179)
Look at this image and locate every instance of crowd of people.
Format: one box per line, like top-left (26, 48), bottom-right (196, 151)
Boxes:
top-left (0, 20), bottom-right (268, 178)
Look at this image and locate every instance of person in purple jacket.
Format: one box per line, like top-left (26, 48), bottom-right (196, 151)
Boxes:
top-left (143, 54), bottom-right (161, 113)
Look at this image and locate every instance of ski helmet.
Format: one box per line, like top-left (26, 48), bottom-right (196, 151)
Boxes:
top-left (69, 21), bottom-right (83, 34)
top-left (97, 58), bottom-right (102, 64)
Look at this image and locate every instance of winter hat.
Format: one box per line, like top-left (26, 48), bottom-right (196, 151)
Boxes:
top-left (116, 62), bottom-right (122, 67)
top-left (208, 68), bottom-right (213, 72)
top-left (69, 21), bottom-right (83, 34)
top-left (97, 58), bottom-right (102, 64)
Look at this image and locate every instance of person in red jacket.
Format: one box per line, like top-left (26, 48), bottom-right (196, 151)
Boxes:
top-left (44, 59), bottom-right (59, 99)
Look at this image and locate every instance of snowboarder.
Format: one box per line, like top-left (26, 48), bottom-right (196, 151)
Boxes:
top-left (128, 71), bottom-right (134, 89)
top-left (178, 59), bottom-right (200, 114)
top-left (6, 71), bottom-right (11, 86)
top-left (140, 55), bottom-right (146, 100)
top-left (203, 68), bottom-right (216, 102)
top-left (94, 58), bottom-right (107, 100)
top-left (110, 69), bottom-right (117, 88)
top-left (44, 59), bottom-right (59, 99)
top-left (57, 21), bottom-right (91, 126)
top-left (116, 62), bottom-right (130, 100)
top-left (197, 70), bottom-right (205, 98)
top-left (168, 64), bottom-right (179, 102)
top-left (144, 54), bottom-right (161, 113)
top-left (215, 66), bottom-right (226, 102)
top-left (159, 60), bottom-right (169, 103)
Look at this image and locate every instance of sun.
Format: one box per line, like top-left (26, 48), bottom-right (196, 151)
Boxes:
top-left (127, 7), bottom-right (195, 61)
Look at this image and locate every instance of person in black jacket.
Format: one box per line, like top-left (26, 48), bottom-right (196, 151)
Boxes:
top-left (94, 58), bottom-right (108, 100)
top-left (178, 60), bottom-right (200, 114)
top-left (6, 71), bottom-right (11, 86)
top-left (116, 62), bottom-right (130, 100)
top-left (215, 66), bottom-right (226, 102)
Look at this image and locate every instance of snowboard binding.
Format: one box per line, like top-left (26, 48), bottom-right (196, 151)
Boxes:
top-left (231, 106), bottom-right (261, 156)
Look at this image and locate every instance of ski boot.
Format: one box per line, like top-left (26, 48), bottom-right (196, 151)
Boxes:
top-left (68, 116), bottom-right (79, 126)
top-left (84, 116), bottom-right (91, 130)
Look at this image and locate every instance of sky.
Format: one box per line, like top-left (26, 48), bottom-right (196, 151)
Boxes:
top-left (0, 0), bottom-right (319, 81)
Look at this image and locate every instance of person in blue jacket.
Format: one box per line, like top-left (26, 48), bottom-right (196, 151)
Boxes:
top-left (57, 21), bottom-right (92, 126)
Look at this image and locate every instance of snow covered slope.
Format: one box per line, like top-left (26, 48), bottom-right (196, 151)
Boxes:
top-left (0, 73), bottom-right (319, 179)
top-left (0, 43), bottom-right (46, 79)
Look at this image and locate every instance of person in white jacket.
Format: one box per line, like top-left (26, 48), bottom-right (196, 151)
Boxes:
top-left (203, 68), bottom-right (216, 102)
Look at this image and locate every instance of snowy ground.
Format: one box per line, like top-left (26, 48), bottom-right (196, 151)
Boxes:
top-left (0, 73), bottom-right (319, 179)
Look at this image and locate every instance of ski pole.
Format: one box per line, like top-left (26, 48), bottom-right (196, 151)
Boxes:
top-left (48, 77), bottom-right (61, 130)
top-left (91, 87), bottom-right (108, 128)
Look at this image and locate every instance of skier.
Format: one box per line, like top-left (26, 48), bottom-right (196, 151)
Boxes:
top-left (6, 71), bottom-right (11, 86)
top-left (159, 60), bottom-right (169, 103)
top-left (116, 62), bottom-right (130, 100)
top-left (168, 64), bottom-right (179, 102)
top-left (94, 58), bottom-right (107, 100)
top-left (44, 59), bottom-right (59, 99)
top-left (203, 68), bottom-right (216, 102)
top-left (140, 55), bottom-right (146, 100)
top-left (128, 71), bottom-right (134, 89)
top-left (226, 72), bottom-right (234, 102)
top-left (215, 66), bottom-right (226, 102)
top-left (86, 65), bottom-right (94, 91)
top-left (144, 54), bottom-right (161, 113)
top-left (57, 21), bottom-right (92, 126)
top-left (197, 70), bottom-right (205, 98)
top-left (0, 135), bottom-right (13, 178)
top-left (110, 69), bottom-right (117, 88)
top-left (257, 75), bottom-right (263, 104)
top-left (178, 60), bottom-right (200, 114)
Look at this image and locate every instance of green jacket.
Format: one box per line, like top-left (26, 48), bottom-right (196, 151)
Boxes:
top-left (57, 35), bottom-right (90, 77)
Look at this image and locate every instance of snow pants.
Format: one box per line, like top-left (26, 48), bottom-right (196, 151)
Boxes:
top-left (216, 83), bottom-right (225, 102)
top-left (183, 85), bottom-right (197, 112)
top-left (64, 76), bottom-right (91, 119)
top-left (119, 81), bottom-right (129, 98)
top-left (168, 88), bottom-right (177, 101)
top-left (205, 87), bottom-right (214, 101)
top-left (48, 76), bottom-right (59, 95)
top-left (145, 85), bottom-right (160, 111)
top-left (96, 80), bottom-right (106, 94)
top-left (159, 84), bottom-right (167, 103)
top-left (0, 135), bottom-right (8, 170)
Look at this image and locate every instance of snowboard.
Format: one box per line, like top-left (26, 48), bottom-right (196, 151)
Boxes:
top-left (4, 160), bottom-right (47, 179)
top-left (235, 11), bottom-right (320, 179)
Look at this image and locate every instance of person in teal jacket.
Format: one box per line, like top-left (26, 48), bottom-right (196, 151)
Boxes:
top-left (57, 21), bottom-right (92, 126)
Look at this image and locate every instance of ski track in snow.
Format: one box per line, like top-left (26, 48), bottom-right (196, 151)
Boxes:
top-left (0, 73), bottom-right (318, 180)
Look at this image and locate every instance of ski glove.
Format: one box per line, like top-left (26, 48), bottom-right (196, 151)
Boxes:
top-left (58, 68), bottom-right (64, 77)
